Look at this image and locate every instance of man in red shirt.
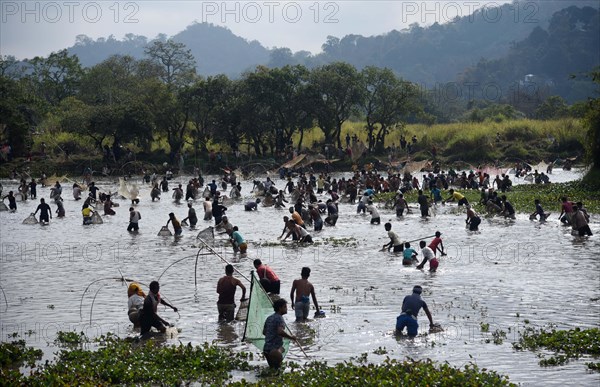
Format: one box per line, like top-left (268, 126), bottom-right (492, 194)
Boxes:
top-left (254, 259), bottom-right (281, 294)
top-left (428, 231), bottom-right (446, 256)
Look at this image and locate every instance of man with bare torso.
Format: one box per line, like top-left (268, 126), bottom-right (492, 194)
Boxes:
top-left (290, 267), bottom-right (321, 322)
top-left (216, 264), bottom-right (246, 322)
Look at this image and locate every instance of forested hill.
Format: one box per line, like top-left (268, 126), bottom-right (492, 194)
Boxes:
top-left (459, 6), bottom-right (600, 103)
top-left (64, 0), bottom-right (598, 95)
top-left (274, 0), bottom-right (599, 83)
top-left (69, 22), bottom-right (270, 77)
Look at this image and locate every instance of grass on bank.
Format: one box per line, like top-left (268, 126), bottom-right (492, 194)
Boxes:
top-left (297, 118), bottom-right (585, 163)
top-left (25, 118), bottom-right (586, 163)
top-left (1, 332), bottom-right (515, 386)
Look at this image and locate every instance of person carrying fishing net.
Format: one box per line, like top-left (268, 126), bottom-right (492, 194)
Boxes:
top-left (263, 299), bottom-right (297, 370)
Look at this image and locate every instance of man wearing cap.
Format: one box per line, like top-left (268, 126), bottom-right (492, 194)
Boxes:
top-left (396, 285), bottom-right (434, 337)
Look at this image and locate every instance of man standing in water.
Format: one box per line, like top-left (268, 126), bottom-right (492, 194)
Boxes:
top-left (417, 190), bottom-right (430, 218)
top-left (216, 264), bottom-right (246, 322)
top-left (230, 226), bottom-right (248, 257)
top-left (167, 212), bottom-right (182, 236)
top-left (182, 202), bottom-right (198, 227)
top-left (5, 191), bottom-right (17, 211)
top-left (290, 267), bottom-right (321, 322)
top-left (416, 241), bottom-right (438, 272)
top-left (443, 189), bottom-right (469, 206)
top-left (263, 299), bottom-right (297, 370)
top-left (465, 204), bottom-right (481, 231)
top-left (140, 281), bottom-right (178, 335)
top-left (128, 207), bottom-right (141, 232)
top-left (34, 198), bottom-right (52, 224)
top-left (383, 222), bottom-right (403, 253)
top-left (396, 285), bottom-right (435, 337)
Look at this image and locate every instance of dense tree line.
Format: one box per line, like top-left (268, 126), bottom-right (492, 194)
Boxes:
top-left (0, 40), bottom-right (596, 162)
top-left (0, 43), bottom-right (424, 160)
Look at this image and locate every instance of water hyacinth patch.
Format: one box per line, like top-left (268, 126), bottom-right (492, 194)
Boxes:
top-left (0, 333), bottom-right (518, 386)
top-left (513, 327), bottom-right (600, 371)
top-left (2, 333), bottom-right (253, 385)
top-left (231, 358), bottom-right (515, 386)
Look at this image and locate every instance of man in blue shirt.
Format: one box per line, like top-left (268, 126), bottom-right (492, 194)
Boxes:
top-left (396, 285), bottom-right (434, 337)
top-left (231, 226), bottom-right (247, 257)
top-left (263, 299), bottom-right (296, 369)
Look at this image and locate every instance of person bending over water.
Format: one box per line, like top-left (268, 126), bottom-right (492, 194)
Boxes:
top-left (167, 212), bottom-right (183, 236)
top-left (395, 285), bottom-right (435, 337)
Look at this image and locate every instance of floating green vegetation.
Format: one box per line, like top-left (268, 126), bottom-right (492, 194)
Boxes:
top-left (480, 322), bottom-right (490, 332)
top-left (319, 237), bottom-right (359, 247)
top-left (2, 333), bottom-right (253, 385)
top-left (492, 330), bottom-right (507, 345)
top-left (54, 331), bottom-right (89, 347)
top-left (513, 327), bottom-right (600, 371)
top-left (0, 340), bottom-right (43, 368)
top-left (232, 358), bottom-right (515, 386)
top-left (2, 333), bottom-right (518, 385)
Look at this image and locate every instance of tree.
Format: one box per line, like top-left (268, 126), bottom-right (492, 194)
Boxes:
top-left (77, 55), bottom-right (159, 152)
top-left (184, 75), bottom-right (231, 155)
top-left (0, 75), bottom-right (37, 157)
top-left (26, 49), bottom-right (84, 106)
top-left (306, 62), bottom-right (362, 148)
top-left (583, 69), bottom-right (600, 173)
top-left (240, 65), bottom-right (312, 155)
top-left (145, 39), bottom-right (196, 89)
top-left (360, 66), bottom-right (420, 152)
top-left (0, 55), bottom-right (25, 80)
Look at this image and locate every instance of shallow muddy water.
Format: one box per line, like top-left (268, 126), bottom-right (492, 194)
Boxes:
top-left (0, 169), bottom-right (598, 386)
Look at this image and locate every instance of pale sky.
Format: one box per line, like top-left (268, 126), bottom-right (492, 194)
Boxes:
top-left (1, 0), bottom-right (514, 59)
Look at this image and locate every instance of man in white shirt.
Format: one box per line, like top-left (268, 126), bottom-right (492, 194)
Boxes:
top-left (366, 200), bottom-right (380, 225)
top-left (128, 207), bottom-right (141, 232)
top-left (416, 241), bottom-right (438, 272)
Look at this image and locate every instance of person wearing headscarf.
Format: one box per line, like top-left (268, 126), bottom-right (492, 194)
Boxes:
top-left (127, 283), bottom-right (146, 328)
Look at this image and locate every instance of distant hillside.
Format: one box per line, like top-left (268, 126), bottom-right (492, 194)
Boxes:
top-left (62, 0), bottom-right (598, 101)
top-left (68, 22), bottom-right (269, 77)
top-left (459, 5), bottom-right (600, 103)
top-left (172, 22), bottom-right (269, 76)
top-left (270, 0), bottom-right (599, 84)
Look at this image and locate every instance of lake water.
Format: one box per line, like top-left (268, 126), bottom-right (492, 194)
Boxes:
top-left (0, 168), bottom-right (598, 386)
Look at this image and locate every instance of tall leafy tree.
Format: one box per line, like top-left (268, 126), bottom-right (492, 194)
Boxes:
top-left (306, 62), bottom-right (362, 148)
top-left (145, 40), bottom-right (197, 158)
top-left (183, 74), bottom-right (231, 155)
top-left (240, 65), bottom-right (312, 155)
top-left (0, 75), bottom-right (37, 156)
top-left (145, 39), bottom-right (196, 89)
top-left (360, 66), bottom-right (420, 152)
top-left (26, 49), bottom-right (84, 107)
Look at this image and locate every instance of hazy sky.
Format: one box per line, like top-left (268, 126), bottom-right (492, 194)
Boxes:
top-left (2, 1), bottom-right (514, 59)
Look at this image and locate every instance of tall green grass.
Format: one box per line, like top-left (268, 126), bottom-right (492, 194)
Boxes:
top-left (295, 119), bottom-right (586, 162)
